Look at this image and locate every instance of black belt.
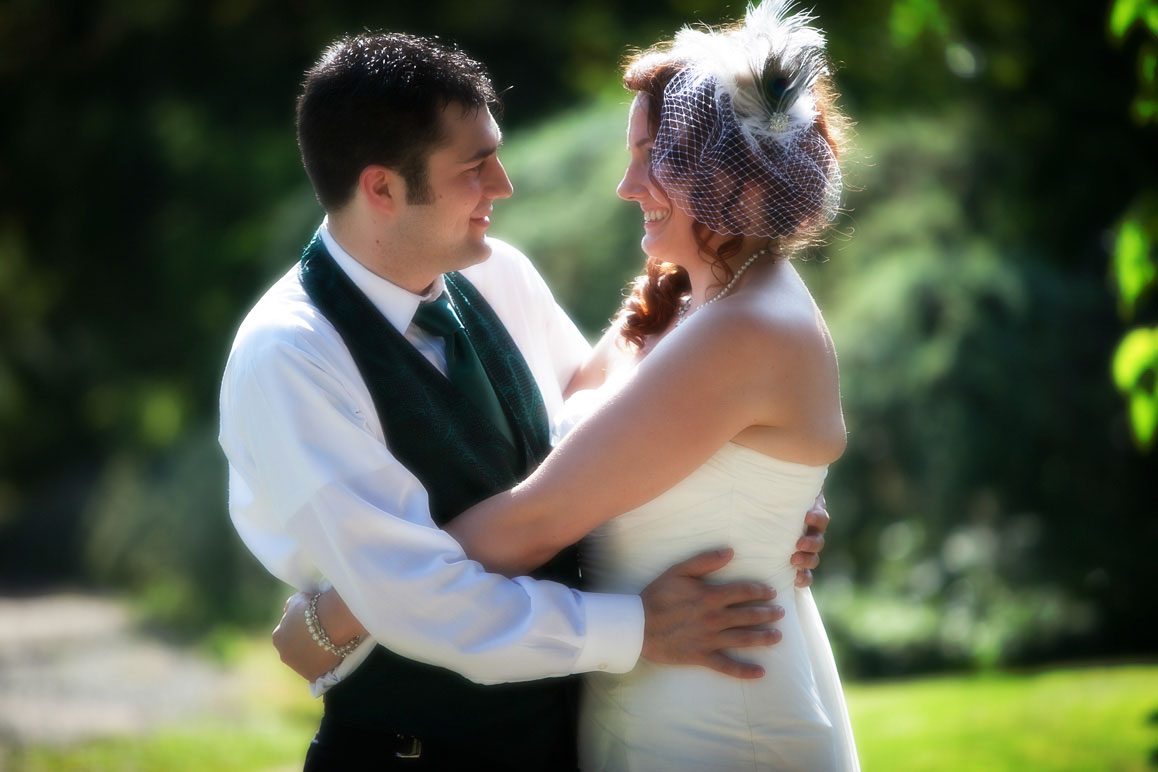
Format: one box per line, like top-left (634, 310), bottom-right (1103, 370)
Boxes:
top-left (385, 733), bottom-right (423, 759)
top-left (305, 723), bottom-right (528, 770)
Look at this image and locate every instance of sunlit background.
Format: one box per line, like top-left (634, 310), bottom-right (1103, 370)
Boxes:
top-left (1, 0), bottom-right (1156, 769)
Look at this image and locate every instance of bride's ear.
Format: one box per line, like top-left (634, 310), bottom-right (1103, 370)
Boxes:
top-left (358, 165), bottom-right (401, 216)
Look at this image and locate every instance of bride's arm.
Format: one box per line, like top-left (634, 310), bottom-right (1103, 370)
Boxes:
top-left (274, 314), bottom-right (821, 678)
top-left (448, 311), bottom-right (807, 576)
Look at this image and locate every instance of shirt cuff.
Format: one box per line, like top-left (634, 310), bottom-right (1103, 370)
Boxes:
top-left (309, 635), bottom-right (377, 698)
top-left (572, 591), bottom-right (644, 675)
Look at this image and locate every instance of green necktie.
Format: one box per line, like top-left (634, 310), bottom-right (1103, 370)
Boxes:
top-left (412, 293), bottom-right (516, 446)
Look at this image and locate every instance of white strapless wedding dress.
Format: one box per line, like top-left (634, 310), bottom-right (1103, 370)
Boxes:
top-left (557, 385), bottom-right (859, 771)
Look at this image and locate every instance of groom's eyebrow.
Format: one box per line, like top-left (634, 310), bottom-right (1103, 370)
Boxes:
top-left (463, 146), bottom-right (498, 164)
top-left (462, 130), bottom-right (504, 164)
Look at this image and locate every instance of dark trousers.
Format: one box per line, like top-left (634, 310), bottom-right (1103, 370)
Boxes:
top-left (302, 720), bottom-right (571, 771)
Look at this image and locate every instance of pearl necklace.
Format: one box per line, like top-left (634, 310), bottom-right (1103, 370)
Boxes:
top-left (676, 247), bottom-right (770, 327)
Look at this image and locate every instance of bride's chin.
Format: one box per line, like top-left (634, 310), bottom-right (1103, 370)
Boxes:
top-left (642, 238), bottom-right (693, 268)
top-left (641, 233), bottom-right (671, 261)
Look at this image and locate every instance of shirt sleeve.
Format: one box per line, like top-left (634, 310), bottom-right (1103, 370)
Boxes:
top-left (223, 333), bottom-right (642, 686)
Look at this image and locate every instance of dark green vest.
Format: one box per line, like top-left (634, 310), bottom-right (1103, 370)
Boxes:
top-left (299, 235), bottom-right (581, 770)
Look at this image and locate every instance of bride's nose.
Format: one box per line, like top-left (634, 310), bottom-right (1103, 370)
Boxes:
top-left (617, 160), bottom-right (646, 202)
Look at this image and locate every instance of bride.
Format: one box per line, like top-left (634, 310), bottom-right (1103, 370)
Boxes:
top-left (279, 2), bottom-right (858, 769)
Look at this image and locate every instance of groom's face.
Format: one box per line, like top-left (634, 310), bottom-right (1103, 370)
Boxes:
top-left (392, 104), bottom-right (513, 274)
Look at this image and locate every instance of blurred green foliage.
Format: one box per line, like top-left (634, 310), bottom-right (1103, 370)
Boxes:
top-left (1110, 0), bottom-right (1158, 449)
top-left (1114, 326), bottom-right (1158, 446)
top-left (1113, 205), bottom-right (1158, 318)
top-left (1, 0), bottom-right (1154, 674)
top-left (889, 0), bottom-right (950, 47)
top-left (1111, 0), bottom-right (1158, 38)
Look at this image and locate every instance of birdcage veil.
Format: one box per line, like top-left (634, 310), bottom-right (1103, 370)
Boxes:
top-left (647, 0), bottom-right (842, 239)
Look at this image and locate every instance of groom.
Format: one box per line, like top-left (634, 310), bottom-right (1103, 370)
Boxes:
top-left (220, 32), bottom-right (828, 770)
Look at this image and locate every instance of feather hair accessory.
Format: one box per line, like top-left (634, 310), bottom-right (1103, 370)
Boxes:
top-left (667, 0), bottom-right (829, 144)
top-left (646, 0), bottom-right (842, 239)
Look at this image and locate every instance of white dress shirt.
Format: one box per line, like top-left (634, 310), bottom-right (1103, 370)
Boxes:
top-left (219, 222), bottom-right (644, 691)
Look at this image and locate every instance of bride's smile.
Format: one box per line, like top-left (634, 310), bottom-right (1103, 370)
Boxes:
top-left (642, 208), bottom-right (670, 225)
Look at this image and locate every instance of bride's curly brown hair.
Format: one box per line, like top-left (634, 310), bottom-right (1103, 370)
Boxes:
top-left (615, 49), bottom-right (848, 350)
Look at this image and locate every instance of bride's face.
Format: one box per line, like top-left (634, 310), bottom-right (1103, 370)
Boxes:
top-left (617, 94), bottom-right (697, 263)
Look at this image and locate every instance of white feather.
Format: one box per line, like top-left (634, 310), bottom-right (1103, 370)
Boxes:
top-left (667, 0), bottom-right (829, 144)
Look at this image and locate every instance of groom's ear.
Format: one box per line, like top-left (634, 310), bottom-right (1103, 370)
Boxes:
top-left (358, 165), bottom-right (402, 216)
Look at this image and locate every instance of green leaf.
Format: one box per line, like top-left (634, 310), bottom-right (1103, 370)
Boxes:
top-left (1145, 4), bottom-right (1158, 36)
top-left (1111, 0), bottom-right (1142, 39)
top-left (1113, 327), bottom-right (1158, 389)
top-left (1113, 327), bottom-right (1158, 449)
top-left (1110, 0), bottom-right (1158, 38)
top-left (1112, 217), bottom-right (1156, 316)
top-left (1129, 390), bottom-right (1158, 446)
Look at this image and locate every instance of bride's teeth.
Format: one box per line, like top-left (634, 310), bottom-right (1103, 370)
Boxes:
top-left (644, 210), bottom-right (669, 223)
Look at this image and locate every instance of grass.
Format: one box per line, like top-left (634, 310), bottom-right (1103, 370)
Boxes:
top-left (847, 663), bottom-right (1158, 771)
top-left (6, 654), bottom-right (1155, 771)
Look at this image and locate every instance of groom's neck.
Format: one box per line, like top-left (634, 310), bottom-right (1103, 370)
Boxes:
top-left (327, 212), bottom-right (438, 295)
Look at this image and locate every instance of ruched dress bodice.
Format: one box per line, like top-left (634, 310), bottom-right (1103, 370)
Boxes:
top-left (557, 384), bottom-right (859, 771)
top-left (580, 442), bottom-right (827, 595)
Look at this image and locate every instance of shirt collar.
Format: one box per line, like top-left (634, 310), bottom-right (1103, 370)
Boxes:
top-left (319, 218), bottom-right (445, 336)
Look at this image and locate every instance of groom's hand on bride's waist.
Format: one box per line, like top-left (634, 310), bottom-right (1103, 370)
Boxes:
top-left (791, 492), bottom-right (830, 588)
top-left (638, 548), bottom-right (784, 680)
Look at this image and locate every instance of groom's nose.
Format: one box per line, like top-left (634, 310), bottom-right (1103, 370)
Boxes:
top-left (485, 157), bottom-right (514, 200)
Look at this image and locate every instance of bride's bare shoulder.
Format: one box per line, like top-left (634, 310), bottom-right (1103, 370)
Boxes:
top-left (693, 288), bottom-right (831, 369)
top-left (639, 262), bottom-right (834, 387)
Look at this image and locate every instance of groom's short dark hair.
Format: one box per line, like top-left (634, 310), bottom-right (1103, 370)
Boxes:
top-left (297, 32), bottom-right (499, 210)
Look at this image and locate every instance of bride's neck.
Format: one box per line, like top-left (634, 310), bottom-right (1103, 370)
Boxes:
top-left (682, 241), bottom-right (773, 306)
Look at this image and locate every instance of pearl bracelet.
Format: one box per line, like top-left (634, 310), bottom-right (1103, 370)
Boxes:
top-left (305, 592), bottom-right (363, 658)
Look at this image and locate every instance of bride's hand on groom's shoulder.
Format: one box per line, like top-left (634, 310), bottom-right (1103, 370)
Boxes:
top-left (639, 548), bottom-right (786, 680)
top-left (792, 493), bottom-right (830, 588)
top-left (273, 592), bottom-right (345, 682)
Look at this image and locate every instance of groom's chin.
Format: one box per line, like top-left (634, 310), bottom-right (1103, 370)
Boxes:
top-left (463, 238), bottom-right (494, 267)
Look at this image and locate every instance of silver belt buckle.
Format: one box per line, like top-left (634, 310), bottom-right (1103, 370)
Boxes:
top-left (395, 735), bottom-right (422, 759)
